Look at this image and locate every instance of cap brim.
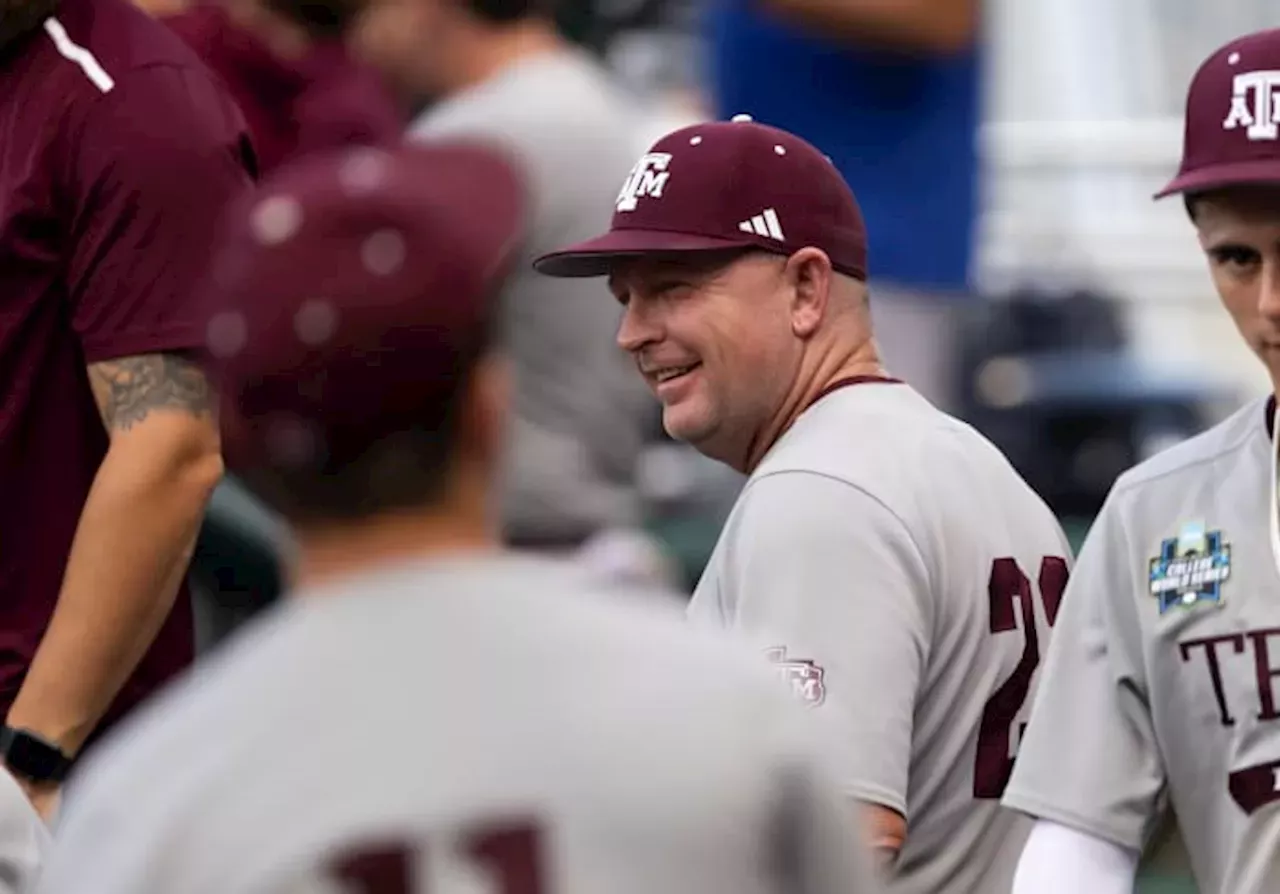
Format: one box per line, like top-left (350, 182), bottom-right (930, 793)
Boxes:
top-left (533, 229), bottom-right (762, 278)
top-left (1154, 159), bottom-right (1280, 198)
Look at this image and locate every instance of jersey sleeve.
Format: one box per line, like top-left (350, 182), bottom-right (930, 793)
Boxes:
top-left (1001, 492), bottom-right (1166, 851)
top-left (761, 689), bottom-right (885, 894)
top-left (63, 66), bottom-right (254, 363)
top-left (719, 470), bottom-right (932, 817)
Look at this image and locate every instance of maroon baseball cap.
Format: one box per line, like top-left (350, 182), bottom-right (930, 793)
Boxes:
top-left (201, 141), bottom-right (526, 471)
top-left (533, 115), bottom-right (867, 279)
top-left (1157, 28), bottom-right (1280, 199)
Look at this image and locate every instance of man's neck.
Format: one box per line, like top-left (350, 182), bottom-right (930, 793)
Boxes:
top-left (740, 338), bottom-right (886, 473)
top-left (291, 505), bottom-right (496, 593)
top-left (447, 19), bottom-right (562, 94)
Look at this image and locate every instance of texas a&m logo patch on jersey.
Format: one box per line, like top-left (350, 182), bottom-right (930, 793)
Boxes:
top-left (1149, 521), bottom-right (1231, 614)
top-left (765, 646), bottom-right (826, 706)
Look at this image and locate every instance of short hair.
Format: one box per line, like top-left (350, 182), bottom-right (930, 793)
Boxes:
top-left (0, 0), bottom-right (60, 50)
top-left (465, 0), bottom-right (553, 25)
top-left (261, 0), bottom-right (360, 38)
top-left (232, 298), bottom-right (498, 527)
top-left (236, 355), bottom-right (482, 526)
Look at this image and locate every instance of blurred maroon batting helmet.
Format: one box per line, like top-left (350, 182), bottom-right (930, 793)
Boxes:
top-left (1158, 28), bottom-right (1280, 199)
top-left (200, 140), bottom-right (526, 474)
top-left (533, 115), bottom-right (868, 280)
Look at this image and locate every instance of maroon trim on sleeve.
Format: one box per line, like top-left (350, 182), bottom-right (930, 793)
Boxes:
top-left (79, 321), bottom-right (207, 364)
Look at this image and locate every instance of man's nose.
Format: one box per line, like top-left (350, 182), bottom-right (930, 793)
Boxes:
top-left (1260, 259), bottom-right (1280, 324)
top-left (616, 296), bottom-right (660, 354)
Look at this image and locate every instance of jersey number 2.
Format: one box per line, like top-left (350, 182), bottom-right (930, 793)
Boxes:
top-left (329, 821), bottom-right (544, 893)
top-left (973, 556), bottom-right (1069, 799)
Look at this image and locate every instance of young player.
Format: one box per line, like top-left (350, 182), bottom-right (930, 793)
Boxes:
top-left (1004, 27), bottom-right (1280, 894)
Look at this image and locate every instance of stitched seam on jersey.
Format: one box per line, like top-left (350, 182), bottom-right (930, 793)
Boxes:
top-left (1109, 398), bottom-right (1266, 496)
top-left (744, 469), bottom-right (931, 576)
top-left (1108, 483), bottom-right (1174, 819)
top-left (740, 468), bottom-right (937, 647)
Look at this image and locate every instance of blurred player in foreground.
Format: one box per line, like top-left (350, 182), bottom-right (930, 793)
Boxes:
top-left (0, 768), bottom-right (48, 893)
top-left (1004, 27), bottom-right (1280, 894)
top-left (0, 0), bottom-right (252, 819)
top-left (36, 141), bottom-right (881, 894)
top-left (535, 116), bottom-right (1072, 893)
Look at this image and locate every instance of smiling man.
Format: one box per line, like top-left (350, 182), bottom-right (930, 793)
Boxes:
top-left (535, 116), bottom-right (1072, 893)
top-left (1003, 27), bottom-right (1280, 894)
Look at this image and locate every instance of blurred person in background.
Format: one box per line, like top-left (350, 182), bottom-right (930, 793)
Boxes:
top-left (0, 0), bottom-right (250, 820)
top-left (705, 0), bottom-right (980, 411)
top-left (135, 0), bottom-right (403, 174)
top-left (38, 141), bottom-right (880, 894)
top-left (353, 0), bottom-right (662, 566)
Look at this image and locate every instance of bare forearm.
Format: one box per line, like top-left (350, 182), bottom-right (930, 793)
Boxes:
top-left (763, 0), bottom-right (977, 53)
top-left (859, 800), bottom-right (905, 867)
top-left (6, 448), bottom-right (220, 754)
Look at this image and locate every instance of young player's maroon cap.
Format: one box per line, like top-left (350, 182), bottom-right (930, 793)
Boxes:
top-left (200, 141), bottom-right (526, 470)
top-left (533, 115), bottom-right (867, 280)
top-left (1157, 28), bottom-right (1280, 199)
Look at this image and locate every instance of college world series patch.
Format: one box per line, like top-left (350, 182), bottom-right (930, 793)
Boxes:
top-left (765, 646), bottom-right (826, 706)
top-left (1149, 521), bottom-right (1231, 614)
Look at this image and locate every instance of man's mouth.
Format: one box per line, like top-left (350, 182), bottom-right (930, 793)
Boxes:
top-left (652, 363), bottom-right (700, 384)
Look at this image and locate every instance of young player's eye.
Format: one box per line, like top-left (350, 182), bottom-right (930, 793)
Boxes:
top-left (1209, 245), bottom-right (1261, 270)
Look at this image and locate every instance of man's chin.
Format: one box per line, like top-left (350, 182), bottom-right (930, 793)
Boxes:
top-left (662, 410), bottom-right (721, 454)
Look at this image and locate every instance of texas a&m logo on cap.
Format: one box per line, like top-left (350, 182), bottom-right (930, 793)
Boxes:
top-left (1223, 68), bottom-right (1280, 140)
top-left (765, 646), bottom-right (826, 707)
top-left (615, 152), bottom-right (672, 212)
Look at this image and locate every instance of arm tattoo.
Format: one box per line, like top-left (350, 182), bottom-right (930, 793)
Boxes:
top-left (87, 353), bottom-right (214, 432)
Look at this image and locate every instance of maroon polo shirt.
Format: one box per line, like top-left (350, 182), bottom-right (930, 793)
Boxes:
top-left (162, 3), bottom-right (403, 175)
top-left (0, 0), bottom-right (254, 737)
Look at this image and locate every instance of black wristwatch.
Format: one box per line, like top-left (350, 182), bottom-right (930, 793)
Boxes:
top-left (0, 726), bottom-right (72, 784)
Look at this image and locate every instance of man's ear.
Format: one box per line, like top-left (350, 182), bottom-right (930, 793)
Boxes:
top-left (785, 247), bottom-right (833, 339)
top-left (459, 350), bottom-right (512, 470)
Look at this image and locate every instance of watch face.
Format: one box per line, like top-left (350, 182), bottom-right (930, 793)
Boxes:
top-left (2, 729), bottom-right (68, 783)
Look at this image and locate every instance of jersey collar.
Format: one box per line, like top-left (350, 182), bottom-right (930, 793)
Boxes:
top-left (806, 374), bottom-right (903, 412)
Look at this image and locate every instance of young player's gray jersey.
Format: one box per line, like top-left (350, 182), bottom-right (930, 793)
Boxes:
top-left (1004, 396), bottom-right (1280, 894)
top-left (688, 381), bottom-right (1072, 894)
top-left (38, 555), bottom-right (880, 894)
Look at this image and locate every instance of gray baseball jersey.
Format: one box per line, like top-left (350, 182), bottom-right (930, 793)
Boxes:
top-left (411, 50), bottom-right (653, 543)
top-left (0, 767), bottom-right (47, 894)
top-left (688, 380), bottom-right (1072, 894)
top-left (38, 555), bottom-right (880, 894)
top-left (1004, 395), bottom-right (1280, 894)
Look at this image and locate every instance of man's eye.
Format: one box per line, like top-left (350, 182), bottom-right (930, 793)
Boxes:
top-left (654, 281), bottom-right (691, 297)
